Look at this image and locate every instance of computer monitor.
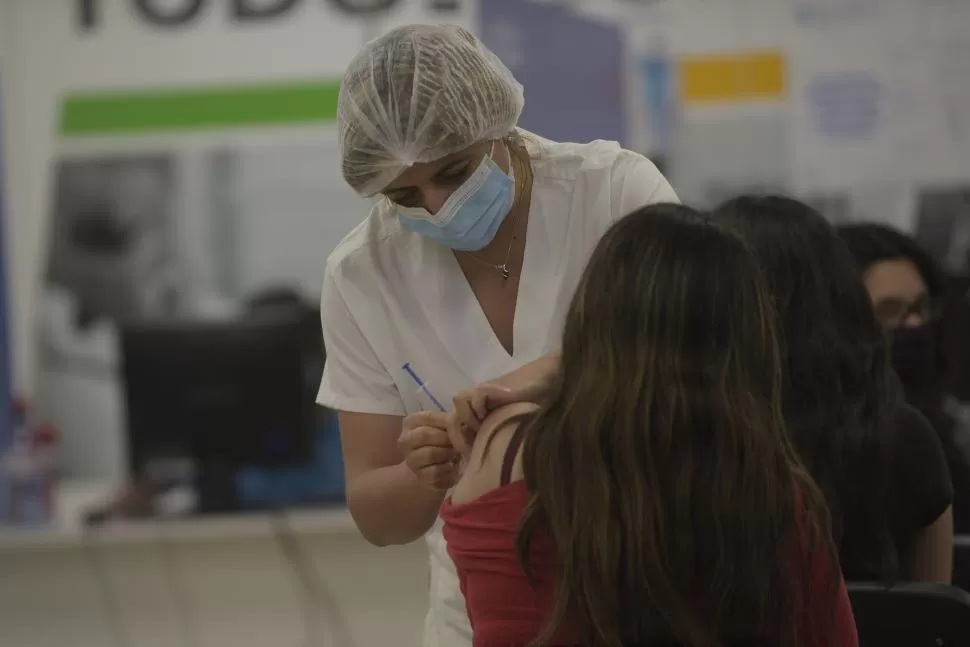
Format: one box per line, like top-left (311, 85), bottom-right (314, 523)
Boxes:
top-left (119, 311), bottom-right (314, 512)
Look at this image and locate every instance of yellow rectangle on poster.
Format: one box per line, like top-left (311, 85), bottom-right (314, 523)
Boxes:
top-left (679, 50), bottom-right (787, 104)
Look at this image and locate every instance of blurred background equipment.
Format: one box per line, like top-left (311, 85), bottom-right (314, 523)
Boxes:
top-left (848, 581), bottom-right (970, 646)
top-left (80, 285), bottom-right (345, 523)
top-left (915, 188), bottom-right (970, 277)
top-left (120, 311), bottom-right (314, 514)
top-left (47, 156), bottom-right (180, 328)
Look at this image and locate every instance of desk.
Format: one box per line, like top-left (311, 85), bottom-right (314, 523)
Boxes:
top-left (0, 482), bottom-right (429, 647)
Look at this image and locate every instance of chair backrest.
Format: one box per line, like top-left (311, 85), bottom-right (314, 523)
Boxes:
top-left (954, 535), bottom-right (970, 592)
top-left (944, 286), bottom-right (970, 400)
top-left (848, 581), bottom-right (970, 647)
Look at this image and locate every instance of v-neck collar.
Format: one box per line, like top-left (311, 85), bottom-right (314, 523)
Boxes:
top-left (405, 191), bottom-right (554, 384)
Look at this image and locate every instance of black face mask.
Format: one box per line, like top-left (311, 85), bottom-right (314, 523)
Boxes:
top-left (890, 324), bottom-right (942, 407)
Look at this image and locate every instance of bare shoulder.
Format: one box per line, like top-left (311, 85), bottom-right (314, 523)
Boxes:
top-left (449, 402), bottom-right (540, 505)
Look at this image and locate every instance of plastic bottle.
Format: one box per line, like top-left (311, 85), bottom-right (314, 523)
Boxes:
top-left (1, 396), bottom-right (32, 524)
top-left (0, 397), bottom-right (26, 523)
top-left (31, 423), bottom-right (59, 521)
top-left (0, 398), bottom-right (57, 526)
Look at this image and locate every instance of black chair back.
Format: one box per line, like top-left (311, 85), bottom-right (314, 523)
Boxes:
top-left (848, 581), bottom-right (970, 647)
top-left (955, 535), bottom-right (970, 592)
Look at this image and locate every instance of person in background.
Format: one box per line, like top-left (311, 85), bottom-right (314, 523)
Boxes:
top-left (838, 223), bottom-right (970, 534)
top-left (716, 196), bottom-right (954, 584)
top-left (442, 204), bottom-right (857, 647)
top-left (318, 24), bottom-right (678, 646)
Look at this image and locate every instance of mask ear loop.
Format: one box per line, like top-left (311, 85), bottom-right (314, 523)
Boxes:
top-left (502, 136), bottom-right (528, 210)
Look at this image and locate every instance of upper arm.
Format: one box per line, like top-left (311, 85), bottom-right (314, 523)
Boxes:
top-left (318, 265), bottom-right (406, 477)
top-left (338, 411), bottom-right (404, 479)
top-left (892, 405), bottom-right (954, 530)
top-left (611, 151), bottom-right (680, 220)
top-left (909, 505), bottom-right (954, 583)
top-left (317, 265), bottom-right (404, 416)
top-left (890, 405), bottom-right (955, 580)
top-left (450, 402), bottom-right (539, 504)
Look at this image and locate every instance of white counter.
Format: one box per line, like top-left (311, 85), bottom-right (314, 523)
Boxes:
top-left (0, 482), bottom-right (430, 647)
top-left (0, 505), bottom-right (358, 550)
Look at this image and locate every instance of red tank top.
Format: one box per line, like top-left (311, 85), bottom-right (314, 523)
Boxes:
top-left (440, 427), bottom-right (565, 646)
top-left (440, 432), bottom-right (859, 647)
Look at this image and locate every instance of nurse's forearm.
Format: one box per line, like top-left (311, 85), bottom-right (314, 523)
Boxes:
top-left (345, 461), bottom-right (446, 547)
top-left (508, 350), bottom-right (560, 403)
top-left (532, 351), bottom-right (560, 399)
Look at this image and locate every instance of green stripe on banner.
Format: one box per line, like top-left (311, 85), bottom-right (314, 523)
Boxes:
top-left (59, 80), bottom-right (342, 136)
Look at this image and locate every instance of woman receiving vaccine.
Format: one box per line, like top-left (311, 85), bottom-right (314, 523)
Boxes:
top-left (317, 23), bottom-right (677, 646)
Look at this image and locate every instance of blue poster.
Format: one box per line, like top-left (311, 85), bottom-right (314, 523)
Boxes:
top-left (0, 77), bottom-right (11, 451)
top-left (479, 0), bottom-right (627, 145)
top-left (806, 71), bottom-right (882, 141)
top-left (639, 53), bottom-right (676, 156)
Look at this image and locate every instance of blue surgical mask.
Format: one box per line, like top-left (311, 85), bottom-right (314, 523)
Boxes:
top-left (396, 143), bottom-right (515, 252)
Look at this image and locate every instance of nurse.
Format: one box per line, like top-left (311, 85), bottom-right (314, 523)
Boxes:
top-left (318, 24), bottom-right (678, 646)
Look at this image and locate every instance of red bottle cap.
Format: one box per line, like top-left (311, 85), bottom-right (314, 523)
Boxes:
top-left (12, 395), bottom-right (27, 415)
top-left (34, 424), bottom-right (59, 446)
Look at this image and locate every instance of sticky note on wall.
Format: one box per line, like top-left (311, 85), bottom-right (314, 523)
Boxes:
top-left (679, 50), bottom-right (787, 104)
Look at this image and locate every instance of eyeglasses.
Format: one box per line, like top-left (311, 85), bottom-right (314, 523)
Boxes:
top-left (873, 295), bottom-right (943, 329)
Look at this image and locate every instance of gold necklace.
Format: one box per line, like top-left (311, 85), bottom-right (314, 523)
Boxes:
top-left (467, 230), bottom-right (517, 281)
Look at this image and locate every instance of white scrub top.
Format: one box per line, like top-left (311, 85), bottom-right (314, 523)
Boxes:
top-left (317, 132), bottom-right (677, 647)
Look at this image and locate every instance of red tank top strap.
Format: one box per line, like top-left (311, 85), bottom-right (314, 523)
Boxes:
top-left (500, 424), bottom-right (528, 486)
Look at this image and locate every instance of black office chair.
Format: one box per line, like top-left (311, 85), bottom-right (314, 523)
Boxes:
top-left (848, 581), bottom-right (970, 646)
top-left (955, 535), bottom-right (970, 592)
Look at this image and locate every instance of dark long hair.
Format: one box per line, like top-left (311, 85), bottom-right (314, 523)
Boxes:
top-left (718, 196), bottom-right (898, 581)
top-left (837, 222), bottom-right (952, 393)
top-left (515, 204), bottom-right (836, 647)
top-left (837, 223), bottom-right (946, 298)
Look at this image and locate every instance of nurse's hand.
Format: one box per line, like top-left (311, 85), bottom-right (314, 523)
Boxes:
top-left (449, 352), bottom-right (561, 449)
top-left (399, 411), bottom-right (460, 491)
top-left (448, 383), bottom-right (517, 456)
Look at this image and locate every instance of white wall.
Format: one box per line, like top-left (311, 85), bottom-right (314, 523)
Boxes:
top-left (652, 1), bottom-right (792, 206)
top-left (227, 140), bottom-right (352, 298)
top-left (1, 2), bottom-right (41, 399)
top-left (4, 0), bottom-right (476, 394)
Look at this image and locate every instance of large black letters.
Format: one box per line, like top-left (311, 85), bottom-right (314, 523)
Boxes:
top-left (328, 0), bottom-right (400, 16)
top-left (232, 0), bottom-right (302, 22)
top-left (426, 0), bottom-right (460, 10)
top-left (76, 0), bottom-right (99, 30)
top-left (134, 0), bottom-right (208, 27)
top-left (76, 0), bottom-right (462, 31)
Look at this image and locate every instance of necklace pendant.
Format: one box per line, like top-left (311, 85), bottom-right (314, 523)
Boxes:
top-left (500, 265), bottom-right (510, 281)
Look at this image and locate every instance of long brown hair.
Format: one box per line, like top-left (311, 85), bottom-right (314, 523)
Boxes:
top-left (515, 204), bottom-right (836, 646)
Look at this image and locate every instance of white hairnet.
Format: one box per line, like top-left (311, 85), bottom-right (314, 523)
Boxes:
top-left (337, 24), bottom-right (525, 197)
